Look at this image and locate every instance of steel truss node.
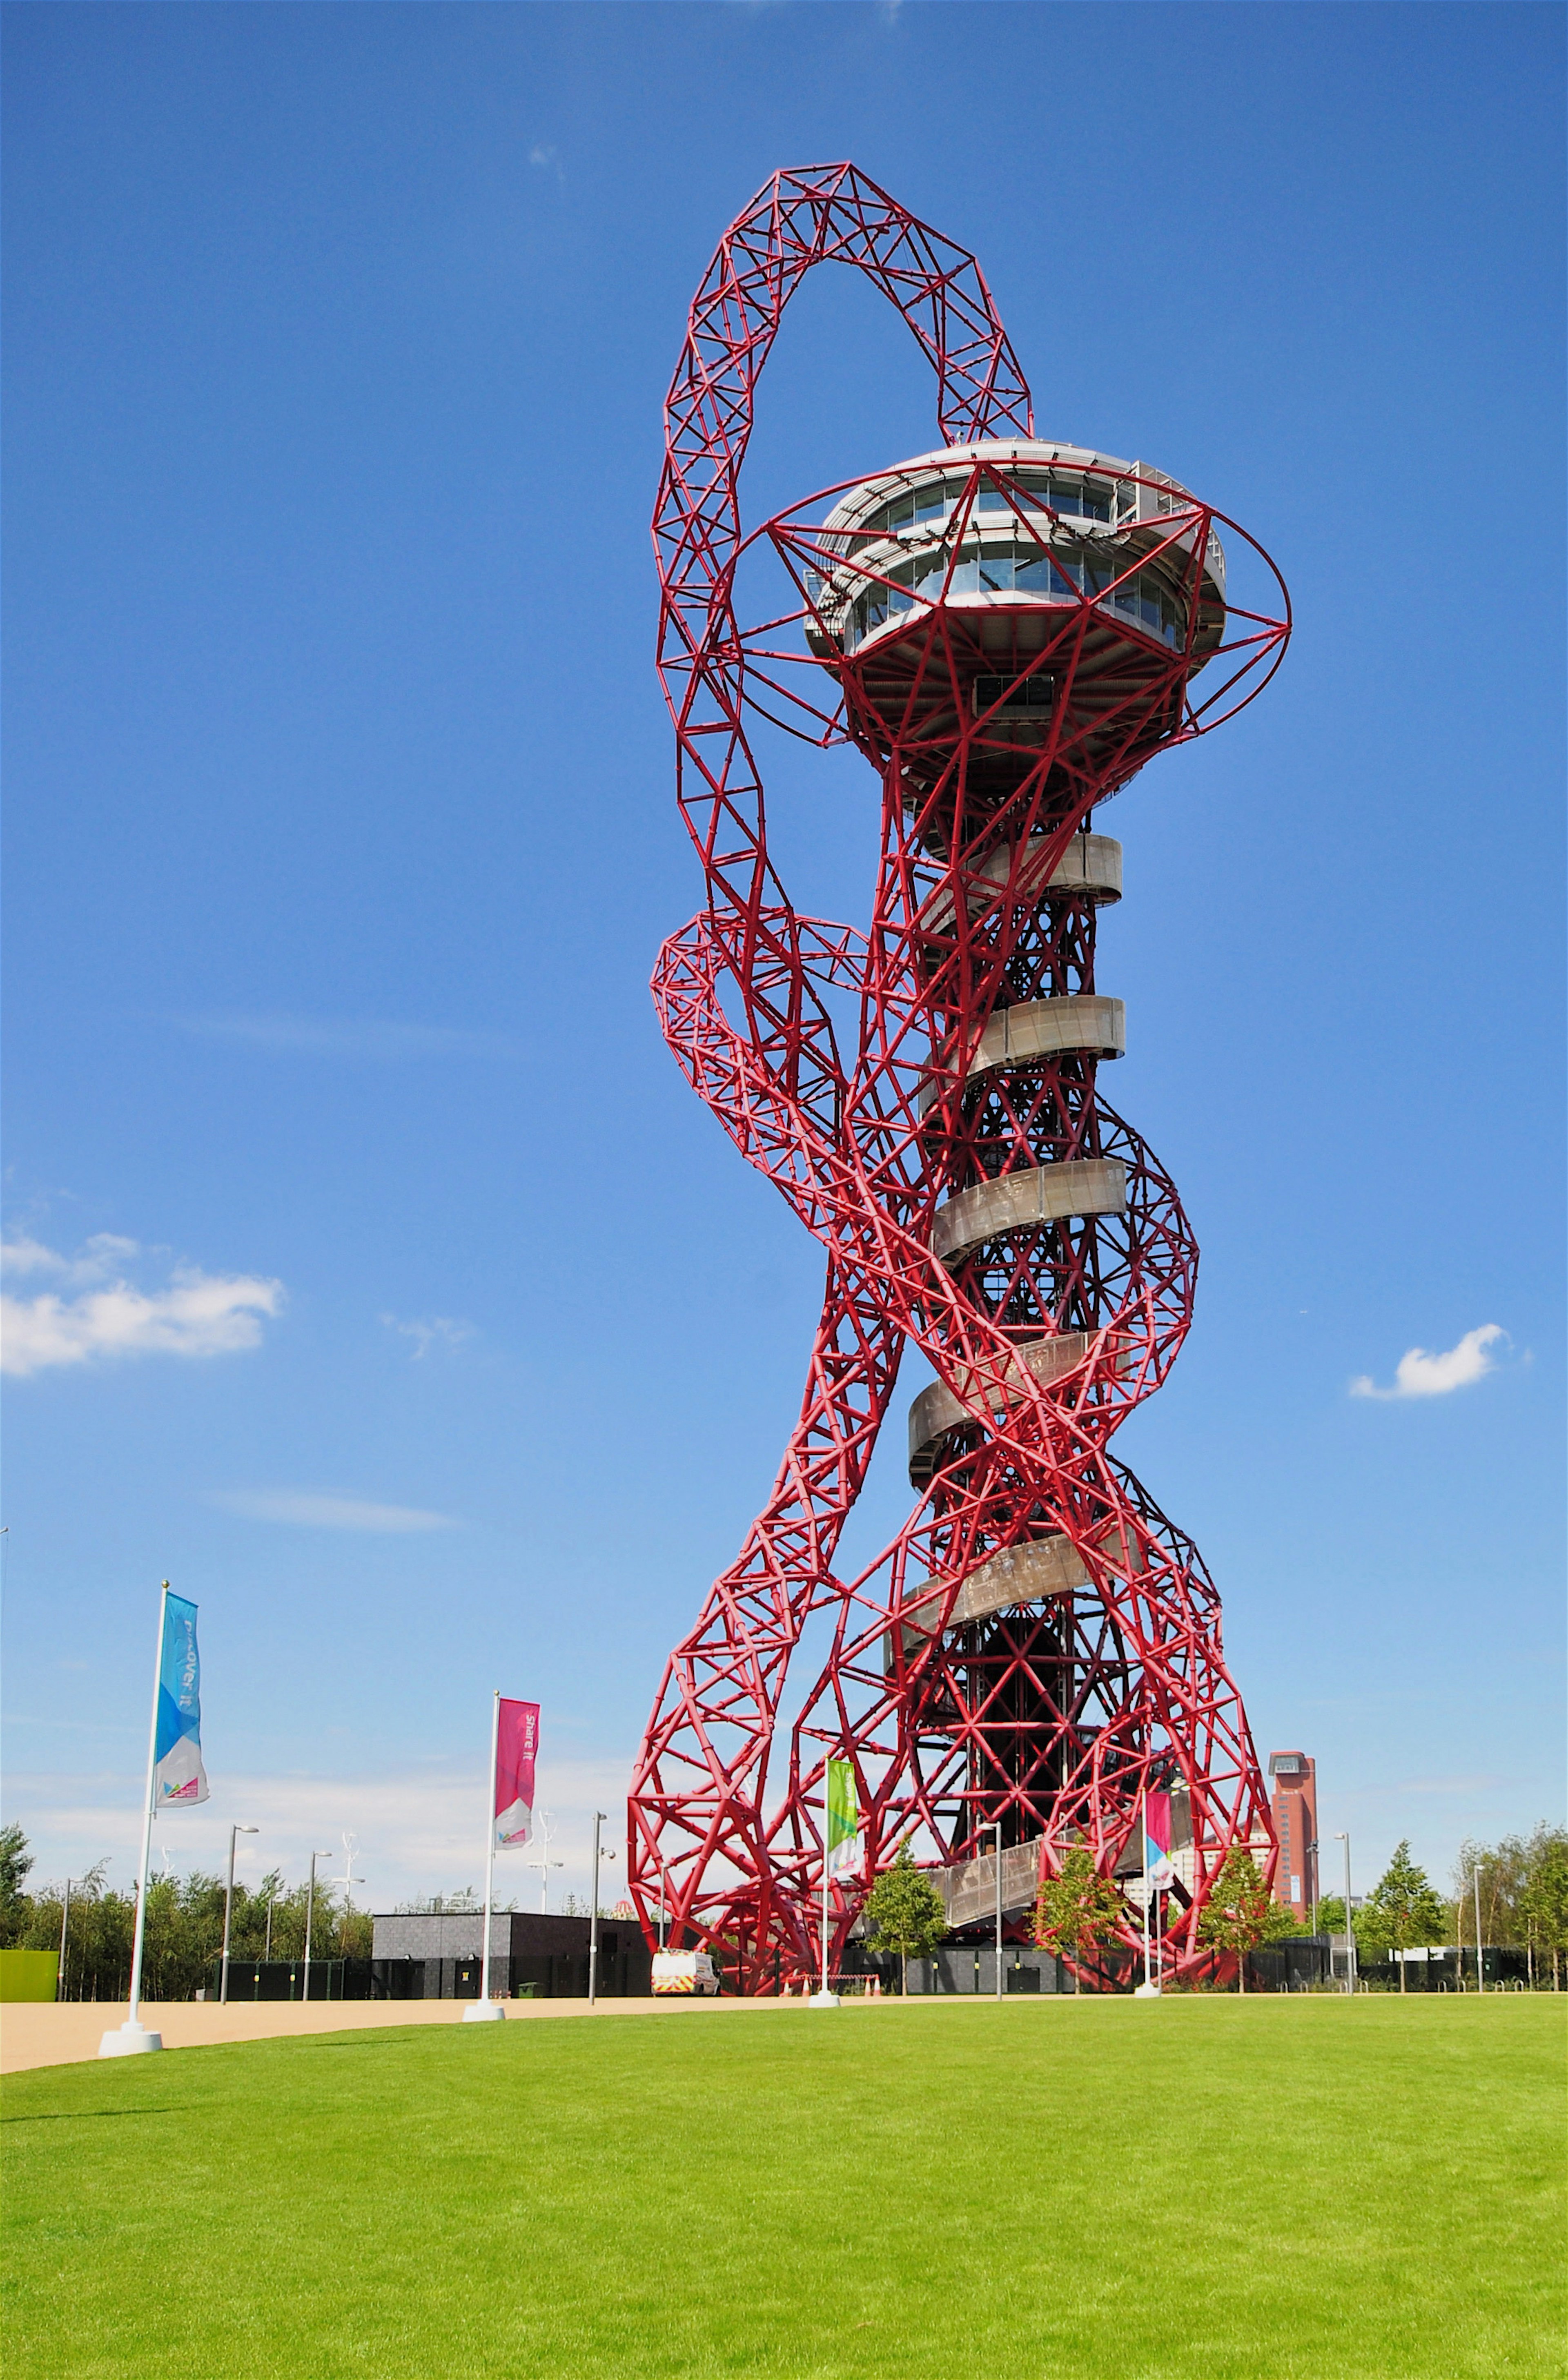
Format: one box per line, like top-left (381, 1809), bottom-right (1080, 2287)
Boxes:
top-left (628, 165), bottom-right (1290, 1992)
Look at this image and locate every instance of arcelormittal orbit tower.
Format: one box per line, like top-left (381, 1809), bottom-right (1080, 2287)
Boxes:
top-left (628, 167), bottom-right (1291, 1992)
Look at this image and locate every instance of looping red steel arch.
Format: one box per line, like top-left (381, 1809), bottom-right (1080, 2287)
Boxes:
top-left (629, 164), bottom-right (1288, 1994)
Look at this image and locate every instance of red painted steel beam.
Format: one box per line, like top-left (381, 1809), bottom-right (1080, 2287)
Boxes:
top-left (629, 165), bottom-right (1290, 1993)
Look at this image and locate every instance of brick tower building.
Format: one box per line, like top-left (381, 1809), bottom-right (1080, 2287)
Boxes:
top-left (1267, 1751), bottom-right (1318, 1921)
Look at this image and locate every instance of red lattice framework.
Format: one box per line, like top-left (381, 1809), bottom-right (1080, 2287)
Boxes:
top-left (628, 165), bottom-right (1291, 1990)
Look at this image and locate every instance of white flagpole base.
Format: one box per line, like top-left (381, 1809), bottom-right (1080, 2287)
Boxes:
top-left (808, 1990), bottom-right (840, 2008)
top-left (99, 2021), bottom-right (163, 2057)
top-left (1132, 1982), bottom-right (1162, 1999)
top-left (461, 2001), bottom-right (507, 2023)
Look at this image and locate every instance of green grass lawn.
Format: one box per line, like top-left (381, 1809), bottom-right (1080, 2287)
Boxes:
top-left (2, 1996), bottom-right (1561, 2379)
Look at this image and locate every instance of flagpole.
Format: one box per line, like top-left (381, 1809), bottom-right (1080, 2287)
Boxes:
top-left (481, 1691), bottom-right (499, 2004)
top-left (1142, 1786), bottom-right (1152, 1992)
top-left (463, 1691), bottom-right (507, 2023)
top-left (126, 1582), bottom-right (168, 2026)
top-left (99, 1584), bottom-right (169, 2055)
top-left (812, 1760), bottom-right (843, 2006)
top-left (1134, 1783), bottom-right (1162, 1999)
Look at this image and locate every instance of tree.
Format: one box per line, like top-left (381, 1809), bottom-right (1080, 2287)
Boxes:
top-left (0, 1823), bottom-right (34, 1946)
top-left (1030, 1846), bottom-right (1123, 1992)
top-left (1196, 1849), bottom-right (1275, 1990)
top-left (22, 1865), bottom-right (130, 2001)
top-left (20, 1859), bottom-right (374, 2000)
top-left (1367, 1841), bottom-right (1447, 1992)
top-left (24, 1867), bottom-right (223, 2001)
top-left (1452, 1827), bottom-right (1568, 1987)
top-left (338, 1905), bottom-right (374, 1959)
top-left (1454, 1831), bottom-right (1532, 1956)
top-left (863, 1843), bottom-right (948, 1995)
top-left (1519, 1828), bottom-right (1568, 1990)
top-left (1303, 1892), bottom-right (1397, 1978)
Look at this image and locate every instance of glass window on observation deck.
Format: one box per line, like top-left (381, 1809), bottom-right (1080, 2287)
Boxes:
top-left (845, 547), bottom-right (1184, 651)
top-left (978, 473), bottom-right (1113, 522)
top-left (858, 470), bottom-right (1124, 542)
top-left (862, 482), bottom-right (955, 536)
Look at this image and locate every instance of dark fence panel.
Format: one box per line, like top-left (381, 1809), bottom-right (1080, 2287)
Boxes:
top-left (1245, 1937), bottom-right (1333, 1992)
top-left (1359, 1946), bottom-right (1531, 1991)
top-left (206, 1959), bottom-right (377, 2002)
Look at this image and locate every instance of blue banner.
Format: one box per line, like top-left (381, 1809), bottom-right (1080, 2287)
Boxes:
top-left (153, 1593), bottom-right (208, 1807)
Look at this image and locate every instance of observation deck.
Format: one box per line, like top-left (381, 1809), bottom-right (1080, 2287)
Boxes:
top-left (802, 441), bottom-right (1226, 803)
top-left (808, 440), bottom-right (1225, 659)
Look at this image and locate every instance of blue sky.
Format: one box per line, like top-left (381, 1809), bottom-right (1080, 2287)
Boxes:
top-left (4, 2), bottom-right (1562, 1919)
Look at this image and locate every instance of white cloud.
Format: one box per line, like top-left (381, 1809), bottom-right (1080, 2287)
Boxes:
top-left (1, 1235), bottom-right (283, 1377)
top-left (205, 1490), bottom-right (457, 1533)
top-left (1350, 1323), bottom-right (1506, 1401)
top-left (528, 143), bottom-right (558, 169)
top-left (2, 1231), bottom-right (140, 1284)
top-left (0, 1234), bottom-right (70, 1278)
top-left (381, 1313), bottom-right (475, 1360)
top-left (174, 1013), bottom-right (520, 1061)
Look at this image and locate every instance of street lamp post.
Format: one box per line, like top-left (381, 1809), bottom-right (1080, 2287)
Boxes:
top-left (219, 1826), bottom-right (259, 2004)
top-left (1333, 1832), bottom-right (1356, 1995)
top-left (303, 1850), bottom-right (334, 2003)
top-left (57, 1879), bottom-right (72, 2001)
top-left (1307, 1839), bottom-right (1319, 1941)
top-left (588, 1812), bottom-right (608, 2006)
top-left (1472, 1861), bottom-right (1485, 1995)
top-left (991, 1821), bottom-right (1004, 2001)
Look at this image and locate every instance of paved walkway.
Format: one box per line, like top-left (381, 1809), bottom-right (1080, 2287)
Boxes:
top-left (0, 1991), bottom-right (890, 2075)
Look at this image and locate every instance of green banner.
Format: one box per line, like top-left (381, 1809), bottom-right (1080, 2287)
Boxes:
top-left (826, 1758), bottom-right (861, 1878)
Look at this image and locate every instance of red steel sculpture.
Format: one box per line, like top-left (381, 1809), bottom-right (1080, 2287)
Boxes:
top-left (628, 165), bottom-right (1291, 1991)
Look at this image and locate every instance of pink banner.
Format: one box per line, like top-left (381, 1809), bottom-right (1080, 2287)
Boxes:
top-left (1144, 1791), bottom-right (1174, 1885)
top-left (494, 1698), bottom-right (539, 1850)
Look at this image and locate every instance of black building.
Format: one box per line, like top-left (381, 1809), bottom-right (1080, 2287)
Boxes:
top-left (370, 1911), bottom-right (653, 2000)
